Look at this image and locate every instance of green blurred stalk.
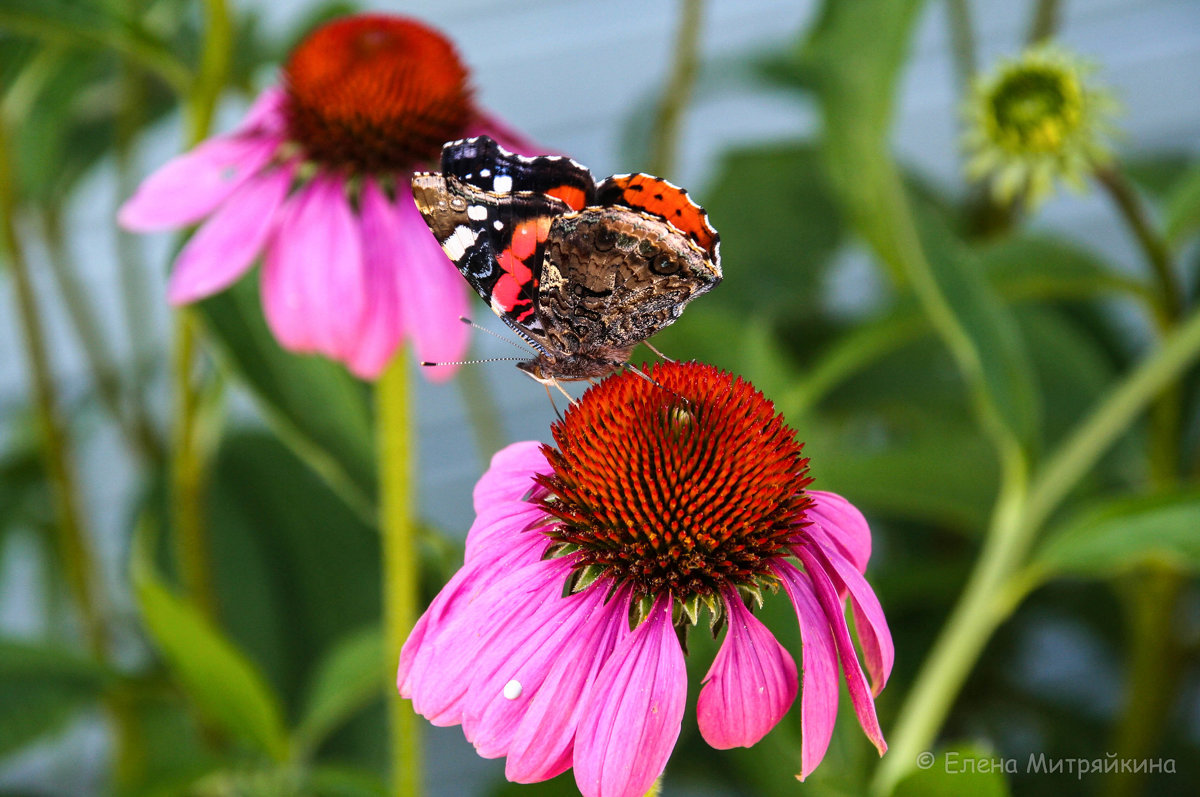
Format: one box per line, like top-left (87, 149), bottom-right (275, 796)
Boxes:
top-left (1095, 161), bottom-right (1188, 797)
top-left (648, 0), bottom-right (705, 178)
top-left (1026, 0), bottom-right (1062, 45)
top-left (41, 205), bottom-right (161, 463)
top-left (875, 302), bottom-right (1200, 795)
top-left (378, 356), bottom-right (421, 796)
top-left (946, 0), bottom-right (977, 91)
top-left (0, 116), bottom-right (106, 655)
top-left (168, 0), bottom-right (231, 621)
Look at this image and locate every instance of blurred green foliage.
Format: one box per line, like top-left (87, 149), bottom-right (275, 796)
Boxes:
top-left (2, 0), bottom-right (1200, 795)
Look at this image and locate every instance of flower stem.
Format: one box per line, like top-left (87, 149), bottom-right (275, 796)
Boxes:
top-left (874, 303), bottom-right (1200, 795)
top-left (167, 0), bottom-right (231, 620)
top-left (40, 204), bottom-right (161, 463)
top-left (1026, 0), bottom-right (1062, 45)
top-left (648, 0), bottom-right (705, 178)
top-left (946, 0), bottom-right (977, 92)
top-left (0, 120), bottom-right (106, 654)
top-left (379, 355), bottom-right (421, 796)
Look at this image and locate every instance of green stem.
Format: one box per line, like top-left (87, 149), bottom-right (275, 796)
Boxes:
top-left (874, 303), bottom-right (1200, 794)
top-left (873, 454), bottom-right (1028, 795)
top-left (168, 0), bottom-right (232, 619)
top-left (647, 0), bottom-right (705, 178)
top-left (1026, 0), bottom-right (1062, 45)
top-left (379, 356), bottom-right (421, 796)
top-left (0, 118), bottom-right (106, 654)
top-left (1096, 166), bottom-right (1182, 321)
top-left (946, 0), bottom-right (977, 91)
top-left (41, 205), bottom-right (161, 462)
top-left (1103, 566), bottom-right (1187, 797)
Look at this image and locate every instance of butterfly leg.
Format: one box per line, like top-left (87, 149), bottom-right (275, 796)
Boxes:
top-left (644, 340), bottom-right (676, 363)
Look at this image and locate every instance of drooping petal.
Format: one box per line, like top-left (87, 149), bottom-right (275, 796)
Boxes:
top-left (505, 586), bottom-right (631, 783)
top-left (806, 490), bottom-right (871, 573)
top-left (573, 595), bottom-right (687, 797)
top-left (166, 164), bottom-right (294, 305)
top-left (347, 178), bottom-right (406, 378)
top-left (808, 540), bottom-right (894, 695)
top-left (391, 181), bottom-right (469, 383)
top-left (234, 85), bottom-right (288, 137)
top-left (776, 562), bottom-right (840, 781)
top-left (697, 589), bottom-right (798, 749)
top-left (261, 174), bottom-right (366, 359)
top-left (118, 134), bottom-right (280, 232)
top-left (796, 548), bottom-right (886, 757)
top-left (472, 441), bottom-right (551, 513)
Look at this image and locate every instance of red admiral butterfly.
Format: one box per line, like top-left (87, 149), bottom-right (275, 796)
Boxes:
top-left (412, 136), bottom-right (722, 383)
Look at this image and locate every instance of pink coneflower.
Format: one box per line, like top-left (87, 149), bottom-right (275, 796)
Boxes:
top-left (119, 14), bottom-right (534, 379)
top-left (398, 361), bottom-right (893, 796)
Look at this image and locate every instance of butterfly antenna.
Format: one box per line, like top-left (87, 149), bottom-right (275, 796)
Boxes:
top-left (644, 340), bottom-right (676, 363)
top-left (620, 362), bottom-right (691, 407)
top-left (458, 316), bottom-right (531, 353)
top-left (420, 356), bottom-right (526, 368)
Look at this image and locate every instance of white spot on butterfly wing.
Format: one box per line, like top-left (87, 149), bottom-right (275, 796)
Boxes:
top-left (493, 175), bottom-right (513, 193)
top-left (467, 205), bottom-right (488, 221)
top-left (480, 168), bottom-right (491, 178)
top-left (493, 220), bottom-right (504, 230)
top-left (442, 225), bottom-right (479, 262)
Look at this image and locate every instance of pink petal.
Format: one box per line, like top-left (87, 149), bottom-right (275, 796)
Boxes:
top-left (166, 164), bottom-right (294, 304)
top-left (776, 562), bottom-right (840, 780)
top-left (118, 134), bottom-right (280, 232)
top-left (505, 586), bottom-right (632, 783)
top-left (464, 500), bottom-right (547, 563)
top-left (472, 441), bottom-right (551, 513)
top-left (574, 595), bottom-right (686, 797)
top-left (408, 558), bottom-right (564, 726)
top-left (466, 110), bottom-right (544, 157)
top-left (391, 181), bottom-right (470, 383)
top-left (346, 179), bottom-right (406, 378)
top-left (697, 589), bottom-right (798, 749)
top-left (235, 85), bottom-right (288, 137)
top-left (462, 575), bottom-right (613, 759)
top-left (806, 491), bottom-right (872, 573)
top-left (399, 537), bottom-right (549, 698)
top-left (796, 548), bottom-right (886, 758)
top-left (261, 174), bottom-right (366, 359)
top-left (809, 541), bottom-right (894, 695)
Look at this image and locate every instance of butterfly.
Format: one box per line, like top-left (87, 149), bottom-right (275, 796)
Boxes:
top-left (411, 136), bottom-right (721, 384)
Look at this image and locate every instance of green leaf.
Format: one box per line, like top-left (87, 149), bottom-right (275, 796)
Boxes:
top-left (294, 627), bottom-right (385, 755)
top-left (306, 765), bottom-right (389, 797)
top-left (1032, 492), bottom-right (1200, 578)
top-left (1164, 161), bottom-right (1200, 247)
top-left (132, 523), bottom-right (291, 761)
top-left (196, 278), bottom-right (377, 523)
top-left (980, 234), bottom-right (1152, 305)
top-left (0, 637), bottom-right (111, 757)
top-left (892, 744), bottom-right (1011, 797)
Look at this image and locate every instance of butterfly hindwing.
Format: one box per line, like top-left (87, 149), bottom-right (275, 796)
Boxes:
top-left (595, 173), bottom-right (721, 266)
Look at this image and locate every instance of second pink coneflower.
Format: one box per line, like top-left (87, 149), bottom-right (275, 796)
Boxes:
top-left (120, 14), bottom-right (534, 379)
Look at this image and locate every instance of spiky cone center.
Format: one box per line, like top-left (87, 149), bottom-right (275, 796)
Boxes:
top-left (535, 362), bottom-right (813, 619)
top-left (283, 14), bottom-right (472, 173)
top-left (985, 60), bottom-right (1085, 155)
